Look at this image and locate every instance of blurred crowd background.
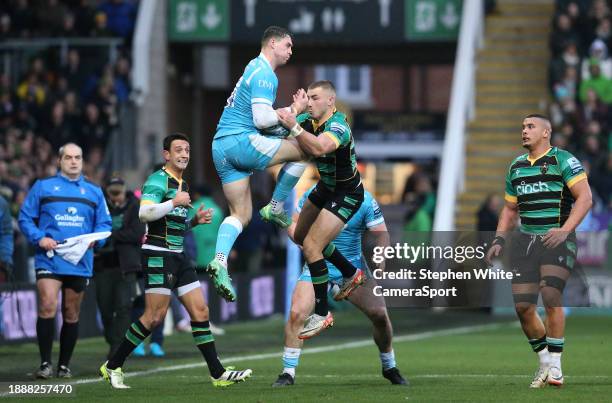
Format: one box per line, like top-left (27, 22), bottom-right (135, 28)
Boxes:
top-left (0, 0), bottom-right (609, 286)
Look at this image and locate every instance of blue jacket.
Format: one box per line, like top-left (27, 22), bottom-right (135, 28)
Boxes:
top-left (18, 174), bottom-right (112, 277)
top-left (0, 195), bottom-right (13, 266)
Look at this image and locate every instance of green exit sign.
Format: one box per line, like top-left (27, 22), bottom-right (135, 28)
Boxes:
top-left (169, 0), bottom-right (229, 42)
top-left (405, 0), bottom-right (462, 41)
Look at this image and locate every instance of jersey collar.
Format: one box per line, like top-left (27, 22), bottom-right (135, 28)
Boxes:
top-left (58, 172), bottom-right (84, 183)
top-left (258, 53), bottom-right (272, 69)
top-left (527, 147), bottom-right (552, 165)
top-left (313, 108), bottom-right (337, 132)
top-left (162, 166), bottom-right (183, 188)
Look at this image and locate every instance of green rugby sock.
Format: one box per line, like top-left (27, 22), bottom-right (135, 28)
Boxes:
top-left (192, 321), bottom-right (225, 378)
top-left (108, 320), bottom-right (150, 370)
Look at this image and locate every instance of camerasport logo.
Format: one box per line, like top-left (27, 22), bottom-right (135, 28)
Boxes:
top-left (55, 206), bottom-right (85, 227)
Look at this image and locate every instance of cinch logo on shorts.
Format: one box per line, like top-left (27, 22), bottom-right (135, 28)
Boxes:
top-left (516, 181), bottom-right (550, 196)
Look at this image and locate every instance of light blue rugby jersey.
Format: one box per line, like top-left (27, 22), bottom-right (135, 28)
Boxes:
top-left (297, 188), bottom-right (385, 268)
top-left (215, 54), bottom-right (278, 139)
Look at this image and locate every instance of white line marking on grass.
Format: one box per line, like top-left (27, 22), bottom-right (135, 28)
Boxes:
top-left (0, 321), bottom-right (514, 395)
top-left (76, 322), bottom-right (514, 385)
top-left (301, 374), bottom-right (612, 379)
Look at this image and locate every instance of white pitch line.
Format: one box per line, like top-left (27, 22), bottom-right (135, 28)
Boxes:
top-left (72, 322), bottom-right (513, 385)
top-left (0, 321), bottom-right (514, 395)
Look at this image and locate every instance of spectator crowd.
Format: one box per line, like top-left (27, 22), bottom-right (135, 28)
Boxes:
top-left (1, 0), bottom-right (137, 215)
top-left (548, 0), bottom-right (612, 211)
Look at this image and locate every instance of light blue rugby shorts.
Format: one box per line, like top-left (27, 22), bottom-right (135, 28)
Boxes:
top-left (212, 132), bottom-right (282, 184)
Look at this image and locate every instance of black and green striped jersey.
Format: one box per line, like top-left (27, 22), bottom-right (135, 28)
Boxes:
top-left (505, 147), bottom-right (587, 234)
top-left (140, 168), bottom-right (189, 251)
top-left (297, 110), bottom-right (360, 191)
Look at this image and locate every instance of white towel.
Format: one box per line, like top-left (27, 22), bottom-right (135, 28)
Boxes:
top-left (46, 231), bottom-right (112, 265)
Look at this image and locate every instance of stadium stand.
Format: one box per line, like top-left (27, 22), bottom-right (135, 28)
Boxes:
top-left (548, 0), bottom-right (611, 210)
top-left (0, 0), bottom-right (137, 281)
top-left (1, 1), bottom-right (136, 199)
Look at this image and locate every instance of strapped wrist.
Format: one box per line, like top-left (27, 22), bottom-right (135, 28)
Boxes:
top-left (290, 123), bottom-right (304, 137)
top-left (492, 235), bottom-right (506, 247)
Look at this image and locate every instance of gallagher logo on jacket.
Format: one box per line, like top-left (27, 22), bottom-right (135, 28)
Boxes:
top-left (55, 206), bottom-right (85, 227)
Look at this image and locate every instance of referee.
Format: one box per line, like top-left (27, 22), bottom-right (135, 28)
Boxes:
top-left (19, 143), bottom-right (112, 379)
top-left (485, 114), bottom-right (592, 388)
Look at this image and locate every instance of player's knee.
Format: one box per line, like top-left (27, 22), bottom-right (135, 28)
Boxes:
top-left (541, 287), bottom-right (563, 308)
top-left (189, 304), bottom-right (209, 322)
top-left (302, 239), bottom-right (322, 260)
top-left (367, 308), bottom-right (389, 328)
top-left (62, 306), bottom-right (80, 323)
top-left (38, 297), bottom-right (58, 317)
top-left (289, 308), bottom-right (308, 326)
top-left (514, 302), bottom-right (537, 318)
top-left (146, 311), bottom-right (167, 329)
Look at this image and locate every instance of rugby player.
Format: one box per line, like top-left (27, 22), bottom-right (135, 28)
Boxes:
top-left (485, 114), bottom-right (592, 388)
top-left (272, 186), bottom-right (408, 386)
top-left (276, 80), bottom-right (367, 338)
top-left (100, 134), bottom-right (252, 389)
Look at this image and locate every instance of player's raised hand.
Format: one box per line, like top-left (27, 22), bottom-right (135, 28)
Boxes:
top-left (172, 191), bottom-right (191, 207)
top-left (292, 88), bottom-right (308, 113)
top-left (277, 107), bottom-right (297, 129)
top-left (194, 204), bottom-right (214, 225)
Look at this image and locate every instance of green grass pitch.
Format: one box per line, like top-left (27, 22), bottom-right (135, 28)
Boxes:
top-left (1, 309), bottom-right (610, 402)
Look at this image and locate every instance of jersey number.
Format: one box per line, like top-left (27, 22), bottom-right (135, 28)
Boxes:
top-left (225, 77), bottom-right (243, 108)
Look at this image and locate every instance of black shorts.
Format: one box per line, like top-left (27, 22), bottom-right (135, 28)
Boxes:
top-left (35, 270), bottom-right (90, 293)
top-left (308, 182), bottom-right (364, 224)
top-left (141, 249), bottom-right (200, 296)
top-left (510, 232), bottom-right (577, 284)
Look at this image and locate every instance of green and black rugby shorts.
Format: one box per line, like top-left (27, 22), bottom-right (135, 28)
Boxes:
top-left (308, 181), bottom-right (364, 224)
top-left (142, 249), bottom-right (200, 296)
top-left (510, 232), bottom-right (577, 284)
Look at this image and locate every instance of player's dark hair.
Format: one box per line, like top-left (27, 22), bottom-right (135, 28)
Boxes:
top-left (261, 26), bottom-right (291, 47)
top-left (163, 133), bottom-right (190, 151)
top-left (308, 80), bottom-right (336, 94)
top-left (524, 113), bottom-right (551, 123)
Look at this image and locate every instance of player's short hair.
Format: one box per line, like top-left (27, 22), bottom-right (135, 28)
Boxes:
top-left (308, 80), bottom-right (336, 94)
top-left (163, 133), bottom-right (190, 151)
top-left (261, 26), bottom-right (292, 47)
top-left (524, 113), bottom-right (550, 123)
top-left (58, 142), bottom-right (82, 158)
top-left (524, 113), bottom-right (552, 131)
